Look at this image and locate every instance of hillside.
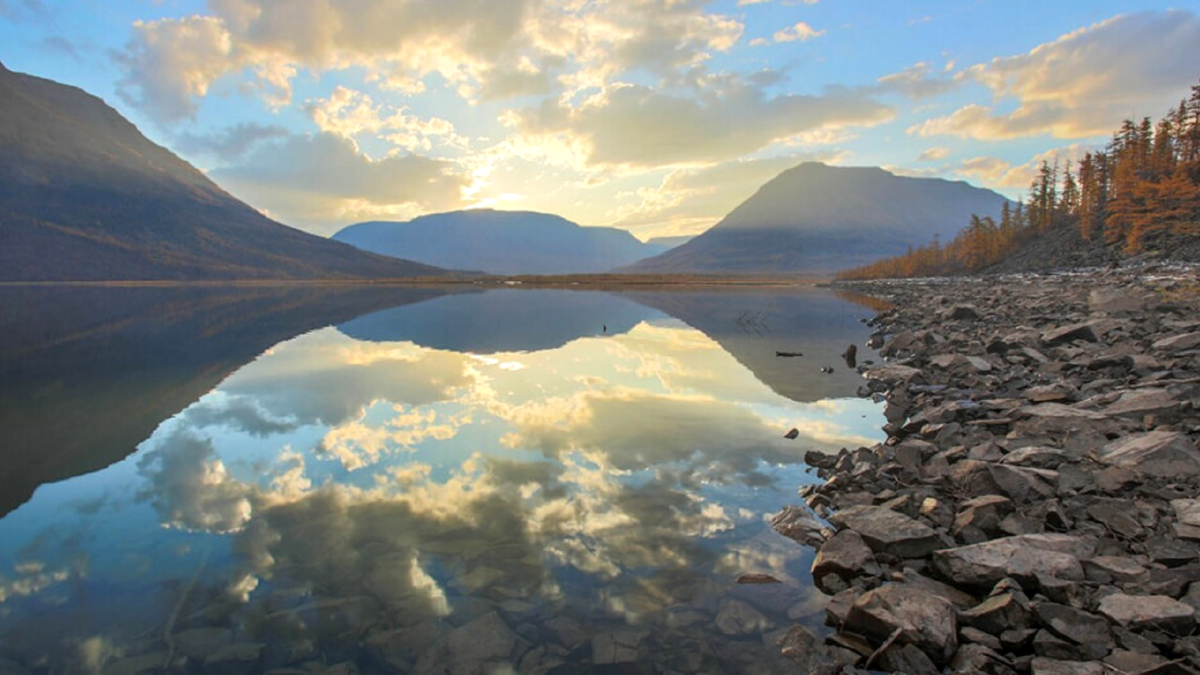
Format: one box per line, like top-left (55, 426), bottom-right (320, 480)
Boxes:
top-left (621, 163), bottom-right (1010, 275)
top-left (333, 209), bottom-right (669, 275)
top-left (0, 61), bottom-right (444, 281)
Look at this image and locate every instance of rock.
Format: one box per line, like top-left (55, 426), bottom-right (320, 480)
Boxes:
top-left (1103, 650), bottom-right (1168, 672)
top-left (864, 364), bottom-right (923, 385)
top-left (1041, 323), bottom-right (1099, 346)
top-left (843, 583), bottom-right (958, 664)
top-left (1089, 288), bottom-right (1146, 315)
top-left (947, 643), bottom-right (1013, 674)
top-left (1104, 388), bottom-right (1181, 419)
top-left (591, 631), bottom-right (643, 664)
top-left (101, 654), bottom-right (167, 675)
top-left (1027, 384), bottom-right (1078, 403)
top-left (542, 616), bottom-right (588, 651)
top-left (811, 530), bottom-right (880, 593)
top-left (947, 305), bottom-right (982, 321)
top-left (1175, 500), bottom-right (1200, 540)
top-left (1029, 657), bottom-right (1106, 675)
top-left (1032, 602), bottom-right (1111, 650)
top-left (1147, 537), bottom-right (1199, 567)
top-left (880, 643), bottom-right (941, 675)
top-left (173, 628), bottom-right (233, 660)
top-left (736, 573), bottom-right (782, 584)
top-left (932, 534), bottom-right (1094, 589)
top-left (1086, 501), bottom-right (1145, 539)
top-left (784, 428), bottom-right (799, 439)
top-left (771, 505), bottom-right (828, 548)
top-left (202, 644), bottom-right (264, 675)
top-left (951, 461), bottom-right (1057, 505)
top-left (960, 590), bottom-right (1032, 635)
top-left (827, 504), bottom-right (941, 558)
top-left (446, 612), bottom-right (518, 666)
top-left (1094, 432), bottom-right (1200, 478)
top-left (1153, 331), bottom-right (1200, 351)
top-left (954, 495), bottom-right (1014, 537)
top-left (1082, 556), bottom-right (1148, 584)
top-left (715, 599), bottom-right (772, 636)
top-left (1097, 594), bottom-right (1195, 635)
top-left (930, 354), bottom-right (993, 373)
top-left (776, 625), bottom-right (849, 675)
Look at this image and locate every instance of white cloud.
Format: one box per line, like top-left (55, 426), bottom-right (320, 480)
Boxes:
top-left (910, 11), bottom-right (1200, 139)
top-left (773, 21), bottom-right (824, 43)
top-left (917, 146), bottom-right (950, 162)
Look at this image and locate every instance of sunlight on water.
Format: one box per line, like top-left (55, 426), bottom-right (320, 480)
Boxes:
top-left (0, 287), bottom-right (881, 674)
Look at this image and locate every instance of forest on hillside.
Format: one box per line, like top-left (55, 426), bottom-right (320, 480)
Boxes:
top-left (837, 79), bottom-right (1200, 280)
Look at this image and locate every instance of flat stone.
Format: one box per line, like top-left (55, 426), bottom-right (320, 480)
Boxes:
top-left (1082, 556), bottom-right (1148, 584)
top-left (591, 630), bottom-right (644, 664)
top-left (865, 364), bottom-right (923, 385)
top-left (173, 628), bottom-right (233, 660)
top-left (446, 612), bottom-right (518, 665)
top-left (1153, 331), bottom-right (1200, 351)
top-left (736, 573), bottom-right (782, 584)
top-left (714, 598), bottom-right (772, 636)
top-left (1103, 388), bottom-right (1181, 419)
top-left (1027, 384), bottom-right (1078, 403)
top-left (953, 495), bottom-right (1013, 536)
top-left (1094, 432), bottom-right (1200, 478)
top-left (828, 505), bottom-right (941, 558)
top-left (202, 644), bottom-right (264, 675)
top-left (776, 626), bottom-right (847, 675)
top-left (932, 534), bottom-right (1094, 589)
top-left (1029, 657), bottom-right (1105, 675)
top-left (1018, 403), bottom-right (1109, 421)
top-left (1042, 323), bottom-right (1099, 346)
top-left (844, 583), bottom-right (958, 665)
top-left (1033, 602), bottom-right (1111, 647)
top-left (1097, 593), bottom-right (1196, 635)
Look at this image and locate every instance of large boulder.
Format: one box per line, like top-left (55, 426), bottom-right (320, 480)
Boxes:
top-left (1093, 431), bottom-right (1200, 479)
top-left (844, 583), bottom-right (958, 665)
top-left (932, 535), bottom-right (1094, 589)
top-left (827, 505), bottom-right (942, 558)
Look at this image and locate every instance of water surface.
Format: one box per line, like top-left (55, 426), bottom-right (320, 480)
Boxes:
top-left (0, 285), bottom-right (881, 674)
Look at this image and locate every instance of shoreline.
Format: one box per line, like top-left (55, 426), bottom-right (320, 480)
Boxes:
top-left (771, 265), bottom-right (1200, 674)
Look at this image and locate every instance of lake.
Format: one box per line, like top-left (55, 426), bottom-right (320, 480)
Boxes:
top-left (0, 285), bottom-right (883, 675)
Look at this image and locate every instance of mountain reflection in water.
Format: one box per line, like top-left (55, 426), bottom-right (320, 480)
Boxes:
top-left (0, 285), bottom-right (882, 674)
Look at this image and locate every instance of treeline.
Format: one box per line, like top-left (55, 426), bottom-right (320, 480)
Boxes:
top-left (837, 79), bottom-right (1200, 280)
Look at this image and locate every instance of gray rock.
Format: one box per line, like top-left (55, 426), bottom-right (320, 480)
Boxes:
top-left (952, 461), bottom-right (1057, 505)
top-left (1097, 593), bottom-right (1195, 635)
top-left (960, 590), bottom-right (1032, 635)
top-left (776, 625), bottom-right (848, 675)
top-left (1029, 657), bottom-right (1106, 675)
top-left (1027, 384), bottom-right (1078, 403)
top-left (1041, 323), bottom-right (1099, 346)
top-left (864, 364), bottom-right (924, 385)
top-left (827, 504), bottom-right (941, 558)
top-left (173, 628), bottom-right (233, 660)
top-left (447, 612), bottom-right (518, 666)
top-left (1093, 431), bottom-right (1200, 478)
top-left (844, 583), bottom-right (958, 664)
top-left (591, 631), bottom-right (643, 665)
top-left (202, 644), bottom-right (264, 675)
top-left (947, 643), bottom-right (1014, 674)
top-left (1174, 499), bottom-right (1200, 540)
top-left (1103, 388), bottom-right (1181, 419)
top-left (811, 530), bottom-right (880, 593)
top-left (932, 534), bottom-right (1094, 589)
top-left (954, 495), bottom-right (1014, 537)
top-left (715, 598), bottom-right (772, 636)
top-left (1153, 331), bottom-right (1200, 351)
top-left (1032, 602), bottom-right (1111, 649)
top-left (770, 505), bottom-right (828, 548)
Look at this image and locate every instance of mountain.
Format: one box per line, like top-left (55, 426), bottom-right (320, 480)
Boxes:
top-left (622, 162), bottom-right (1011, 275)
top-left (333, 209), bottom-right (669, 275)
top-left (646, 234), bottom-right (695, 249)
top-left (0, 61), bottom-right (444, 280)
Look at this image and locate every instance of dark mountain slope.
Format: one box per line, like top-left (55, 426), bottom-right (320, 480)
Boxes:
top-left (0, 61), bottom-right (444, 280)
top-left (622, 163), bottom-right (1010, 275)
top-left (333, 209), bottom-right (668, 275)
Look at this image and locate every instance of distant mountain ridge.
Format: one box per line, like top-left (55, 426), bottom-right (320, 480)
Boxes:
top-left (622, 163), bottom-right (1011, 274)
top-left (0, 60), bottom-right (444, 280)
top-left (333, 209), bottom-right (670, 275)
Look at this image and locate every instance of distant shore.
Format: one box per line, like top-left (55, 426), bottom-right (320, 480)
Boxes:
top-left (771, 264), bottom-right (1200, 674)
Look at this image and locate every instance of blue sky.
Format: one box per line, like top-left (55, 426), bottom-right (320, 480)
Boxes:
top-left (2, 0), bottom-right (1199, 238)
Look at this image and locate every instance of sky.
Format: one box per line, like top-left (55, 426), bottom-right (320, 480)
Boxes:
top-left (2, 1), bottom-right (1199, 239)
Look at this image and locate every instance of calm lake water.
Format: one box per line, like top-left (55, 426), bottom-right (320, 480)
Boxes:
top-left (0, 285), bottom-right (882, 675)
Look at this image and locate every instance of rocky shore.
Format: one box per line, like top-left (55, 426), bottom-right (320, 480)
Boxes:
top-left (773, 265), bottom-right (1200, 675)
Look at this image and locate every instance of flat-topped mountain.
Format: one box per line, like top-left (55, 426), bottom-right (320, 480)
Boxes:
top-left (0, 61), bottom-right (443, 280)
top-left (333, 209), bottom-right (670, 275)
top-left (622, 162), bottom-right (1010, 274)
